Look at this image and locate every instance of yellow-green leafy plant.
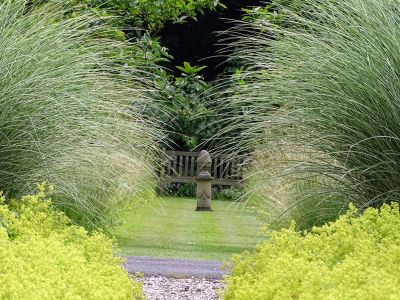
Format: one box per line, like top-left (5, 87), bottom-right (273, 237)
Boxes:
top-left (224, 203), bottom-right (400, 300)
top-left (0, 186), bottom-right (143, 299)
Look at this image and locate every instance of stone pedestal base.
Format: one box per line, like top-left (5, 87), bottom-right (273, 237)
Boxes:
top-left (195, 178), bottom-right (213, 211)
top-left (195, 150), bottom-right (213, 212)
top-left (195, 207), bottom-right (213, 211)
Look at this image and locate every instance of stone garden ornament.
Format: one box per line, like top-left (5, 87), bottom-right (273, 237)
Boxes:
top-left (195, 150), bottom-right (213, 211)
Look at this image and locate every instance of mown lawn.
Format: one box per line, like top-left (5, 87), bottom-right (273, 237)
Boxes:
top-left (115, 197), bottom-right (263, 261)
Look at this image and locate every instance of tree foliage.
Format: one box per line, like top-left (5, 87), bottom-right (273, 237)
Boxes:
top-left (145, 62), bottom-right (221, 150)
top-left (63, 0), bottom-right (224, 32)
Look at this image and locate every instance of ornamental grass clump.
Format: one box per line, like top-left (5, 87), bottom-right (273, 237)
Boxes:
top-left (218, 0), bottom-right (400, 228)
top-left (0, 186), bottom-right (144, 299)
top-left (0, 1), bottom-right (160, 229)
top-left (223, 202), bottom-right (400, 299)
top-left (245, 143), bottom-right (347, 231)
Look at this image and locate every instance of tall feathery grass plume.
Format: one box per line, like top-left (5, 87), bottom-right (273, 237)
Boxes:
top-left (214, 0), bottom-right (400, 229)
top-left (0, 0), bottom-right (162, 230)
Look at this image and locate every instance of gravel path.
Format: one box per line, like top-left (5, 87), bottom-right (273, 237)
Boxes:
top-left (124, 256), bottom-right (228, 299)
top-left (135, 276), bottom-right (224, 300)
top-left (124, 256), bottom-right (229, 279)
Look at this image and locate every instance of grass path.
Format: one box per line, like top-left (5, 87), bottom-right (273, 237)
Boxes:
top-left (115, 197), bottom-right (263, 261)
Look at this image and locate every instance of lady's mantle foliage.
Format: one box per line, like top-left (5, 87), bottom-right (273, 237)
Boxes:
top-left (0, 185), bottom-right (143, 299)
top-left (224, 203), bottom-right (400, 300)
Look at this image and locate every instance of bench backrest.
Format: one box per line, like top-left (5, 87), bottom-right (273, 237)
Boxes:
top-left (160, 150), bottom-right (244, 186)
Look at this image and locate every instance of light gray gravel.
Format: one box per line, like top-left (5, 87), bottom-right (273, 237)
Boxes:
top-left (136, 276), bottom-right (224, 300)
top-left (124, 256), bottom-right (229, 279)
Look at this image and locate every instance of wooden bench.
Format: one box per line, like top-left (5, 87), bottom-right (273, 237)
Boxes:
top-left (159, 150), bottom-right (244, 188)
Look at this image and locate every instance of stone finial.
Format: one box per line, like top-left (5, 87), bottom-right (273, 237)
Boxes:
top-left (197, 150), bottom-right (212, 176)
top-left (195, 150), bottom-right (213, 211)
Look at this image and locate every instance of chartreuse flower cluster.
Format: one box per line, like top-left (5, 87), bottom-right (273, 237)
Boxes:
top-left (0, 186), bottom-right (143, 299)
top-left (223, 203), bottom-right (400, 300)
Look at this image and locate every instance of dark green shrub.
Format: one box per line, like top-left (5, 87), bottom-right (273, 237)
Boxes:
top-left (163, 182), bottom-right (197, 197)
top-left (213, 186), bottom-right (245, 201)
top-left (162, 182), bottom-right (244, 201)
